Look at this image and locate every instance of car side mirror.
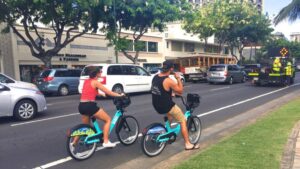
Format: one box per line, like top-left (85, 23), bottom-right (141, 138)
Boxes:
top-left (0, 85), bottom-right (10, 91)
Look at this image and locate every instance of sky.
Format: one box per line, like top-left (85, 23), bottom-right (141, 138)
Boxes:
top-left (264, 0), bottom-right (300, 40)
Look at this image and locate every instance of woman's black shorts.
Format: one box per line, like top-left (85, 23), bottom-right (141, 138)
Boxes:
top-left (78, 102), bottom-right (100, 116)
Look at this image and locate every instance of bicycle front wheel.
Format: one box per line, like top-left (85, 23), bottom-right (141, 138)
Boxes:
top-left (66, 125), bottom-right (97, 161)
top-left (187, 116), bottom-right (202, 144)
top-left (116, 115), bottom-right (139, 145)
top-left (141, 124), bottom-right (167, 157)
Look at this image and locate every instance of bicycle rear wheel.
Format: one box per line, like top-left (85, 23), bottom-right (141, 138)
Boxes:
top-left (66, 125), bottom-right (97, 161)
top-left (116, 115), bottom-right (139, 145)
top-left (187, 116), bottom-right (202, 144)
top-left (141, 124), bottom-right (167, 157)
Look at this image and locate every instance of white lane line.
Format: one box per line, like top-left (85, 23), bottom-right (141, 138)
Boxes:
top-left (46, 104), bottom-right (53, 106)
top-left (33, 83), bottom-right (300, 169)
top-left (33, 157), bottom-right (73, 169)
top-left (11, 113), bottom-right (79, 127)
top-left (209, 86), bottom-right (230, 92)
top-left (197, 83), bottom-right (300, 118)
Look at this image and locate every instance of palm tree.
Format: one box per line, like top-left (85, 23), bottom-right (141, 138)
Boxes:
top-left (274, 0), bottom-right (300, 25)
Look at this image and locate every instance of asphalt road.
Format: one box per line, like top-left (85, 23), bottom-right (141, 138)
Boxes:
top-left (1, 73), bottom-right (300, 169)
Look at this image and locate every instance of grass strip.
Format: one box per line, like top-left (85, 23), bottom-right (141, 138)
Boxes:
top-left (175, 98), bottom-right (300, 169)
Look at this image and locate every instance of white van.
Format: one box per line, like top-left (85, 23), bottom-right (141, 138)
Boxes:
top-left (78, 64), bottom-right (153, 94)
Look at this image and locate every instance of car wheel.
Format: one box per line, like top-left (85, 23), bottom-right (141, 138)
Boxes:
top-left (112, 84), bottom-right (124, 94)
top-left (13, 100), bottom-right (37, 121)
top-left (59, 85), bottom-right (69, 96)
top-left (228, 77), bottom-right (233, 85)
top-left (209, 82), bottom-right (214, 85)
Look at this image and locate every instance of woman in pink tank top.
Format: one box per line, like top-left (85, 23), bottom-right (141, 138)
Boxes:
top-left (76, 66), bottom-right (123, 148)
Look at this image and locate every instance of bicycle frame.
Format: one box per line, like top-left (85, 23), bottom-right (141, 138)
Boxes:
top-left (156, 110), bottom-right (191, 143)
top-left (84, 110), bottom-right (123, 144)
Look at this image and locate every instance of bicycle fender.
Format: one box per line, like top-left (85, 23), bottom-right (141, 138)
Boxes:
top-left (142, 123), bottom-right (165, 136)
top-left (68, 124), bottom-right (96, 137)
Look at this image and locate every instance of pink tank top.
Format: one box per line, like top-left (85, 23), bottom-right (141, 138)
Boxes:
top-left (80, 79), bottom-right (98, 101)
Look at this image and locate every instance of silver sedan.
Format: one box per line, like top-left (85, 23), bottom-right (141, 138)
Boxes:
top-left (0, 83), bottom-right (47, 121)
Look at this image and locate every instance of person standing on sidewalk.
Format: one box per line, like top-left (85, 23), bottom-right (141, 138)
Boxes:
top-left (151, 60), bottom-right (200, 150)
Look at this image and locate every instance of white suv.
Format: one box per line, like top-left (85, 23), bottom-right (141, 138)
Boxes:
top-left (78, 64), bottom-right (153, 94)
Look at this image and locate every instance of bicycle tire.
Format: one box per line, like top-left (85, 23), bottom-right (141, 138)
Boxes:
top-left (66, 125), bottom-right (97, 161)
top-left (116, 115), bottom-right (139, 145)
top-left (187, 116), bottom-right (202, 144)
top-left (141, 124), bottom-right (167, 157)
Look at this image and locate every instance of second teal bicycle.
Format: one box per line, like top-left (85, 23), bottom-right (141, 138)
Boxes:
top-left (141, 93), bottom-right (202, 157)
top-left (66, 95), bottom-right (139, 160)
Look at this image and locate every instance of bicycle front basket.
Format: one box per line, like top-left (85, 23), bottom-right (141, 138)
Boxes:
top-left (113, 96), bottom-right (131, 108)
top-left (187, 93), bottom-right (200, 109)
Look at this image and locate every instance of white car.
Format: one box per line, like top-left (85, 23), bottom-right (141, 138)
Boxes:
top-left (79, 64), bottom-right (153, 94)
top-left (0, 74), bottom-right (47, 120)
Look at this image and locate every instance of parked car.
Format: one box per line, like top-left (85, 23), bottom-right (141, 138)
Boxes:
top-left (207, 64), bottom-right (246, 84)
top-left (0, 81), bottom-right (47, 121)
top-left (79, 64), bottom-right (153, 94)
top-left (35, 69), bottom-right (81, 96)
top-left (149, 67), bottom-right (185, 85)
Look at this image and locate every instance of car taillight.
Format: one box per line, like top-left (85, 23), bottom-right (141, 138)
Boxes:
top-left (99, 76), bottom-right (106, 85)
top-left (43, 76), bottom-right (54, 82)
top-left (224, 71), bottom-right (228, 76)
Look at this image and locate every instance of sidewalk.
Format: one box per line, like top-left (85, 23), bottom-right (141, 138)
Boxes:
top-left (292, 124), bottom-right (300, 169)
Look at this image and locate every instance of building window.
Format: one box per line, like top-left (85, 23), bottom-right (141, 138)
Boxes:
top-left (135, 41), bottom-right (147, 52)
top-left (166, 42), bottom-right (169, 48)
top-left (171, 41), bottom-right (183, 52)
top-left (148, 42), bottom-right (158, 52)
top-left (184, 43), bottom-right (195, 52)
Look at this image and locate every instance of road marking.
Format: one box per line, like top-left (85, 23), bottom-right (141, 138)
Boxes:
top-left (33, 157), bottom-right (72, 169)
top-left (46, 104), bottom-right (53, 106)
top-left (32, 83), bottom-right (300, 169)
top-left (11, 113), bottom-right (79, 127)
top-left (209, 86), bottom-right (230, 92)
top-left (198, 83), bottom-right (300, 118)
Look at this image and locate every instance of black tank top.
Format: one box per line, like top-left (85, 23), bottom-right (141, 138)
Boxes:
top-left (151, 75), bottom-right (175, 114)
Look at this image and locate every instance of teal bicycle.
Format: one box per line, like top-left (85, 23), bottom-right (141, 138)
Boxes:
top-left (66, 95), bottom-right (139, 160)
top-left (141, 93), bottom-right (202, 157)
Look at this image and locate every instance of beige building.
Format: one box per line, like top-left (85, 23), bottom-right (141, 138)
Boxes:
top-left (290, 32), bottom-right (300, 42)
top-left (0, 25), bottom-right (164, 82)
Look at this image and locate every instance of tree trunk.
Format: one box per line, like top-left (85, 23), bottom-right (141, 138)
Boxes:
top-left (204, 38), bottom-right (208, 53)
top-left (41, 55), bottom-right (52, 69)
top-left (249, 44), bottom-right (253, 62)
top-left (114, 49), bottom-right (119, 63)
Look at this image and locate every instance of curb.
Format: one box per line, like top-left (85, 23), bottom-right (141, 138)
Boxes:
top-left (281, 121), bottom-right (300, 169)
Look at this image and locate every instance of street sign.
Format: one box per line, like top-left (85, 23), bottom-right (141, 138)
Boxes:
top-left (268, 47), bottom-right (290, 57)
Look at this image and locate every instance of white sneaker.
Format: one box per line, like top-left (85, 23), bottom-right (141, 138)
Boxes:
top-left (103, 141), bottom-right (116, 148)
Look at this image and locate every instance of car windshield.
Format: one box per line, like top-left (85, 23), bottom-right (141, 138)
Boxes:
top-left (0, 74), bottom-right (14, 83)
top-left (81, 66), bottom-right (103, 76)
top-left (39, 70), bottom-right (51, 78)
top-left (149, 67), bottom-right (161, 74)
top-left (209, 66), bottom-right (225, 71)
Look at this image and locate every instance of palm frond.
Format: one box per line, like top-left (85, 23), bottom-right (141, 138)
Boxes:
top-left (274, 0), bottom-right (300, 25)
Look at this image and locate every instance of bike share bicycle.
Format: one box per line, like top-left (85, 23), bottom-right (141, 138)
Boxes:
top-left (66, 95), bottom-right (139, 160)
top-left (141, 93), bottom-right (202, 157)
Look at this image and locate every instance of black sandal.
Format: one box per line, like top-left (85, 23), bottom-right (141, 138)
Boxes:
top-left (185, 144), bottom-right (200, 150)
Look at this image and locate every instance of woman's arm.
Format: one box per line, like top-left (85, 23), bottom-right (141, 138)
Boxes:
top-left (93, 80), bottom-right (122, 97)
